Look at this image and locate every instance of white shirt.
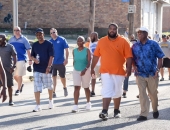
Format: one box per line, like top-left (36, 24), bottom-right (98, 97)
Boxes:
top-left (153, 34), bottom-right (160, 42)
top-left (89, 41), bottom-right (100, 66)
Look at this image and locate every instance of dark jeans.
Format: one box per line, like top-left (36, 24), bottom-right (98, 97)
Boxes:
top-left (123, 77), bottom-right (129, 91)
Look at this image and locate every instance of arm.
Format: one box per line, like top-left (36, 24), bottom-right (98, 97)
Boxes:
top-left (126, 57), bottom-right (132, 77)
top-left (72, 50), bottom-right (74, 66)
top-left (64, 48), bottom-right (69, 65)
top-left (157, 58), bottom-right (162, 71)
top-left (0, 58), bottom-right (7, 102)
top-left (10, 54), bottom-right (17, 73)
top-left (27, 49), bottom-right (33, 65)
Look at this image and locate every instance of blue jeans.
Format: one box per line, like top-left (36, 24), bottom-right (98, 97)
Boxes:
top-left (123, 77), bottom-right (129, 91)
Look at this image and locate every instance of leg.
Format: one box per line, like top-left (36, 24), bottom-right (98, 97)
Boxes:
top-left (84, 88), bottom-right (90, 102)
top-left (60, 77), bottom-right (66, 88)
top-left (168, 68), bottom-right (170, 79)
top-left (103, 98), bottom-right (111, 110)
top-left (113, 97), bottom-right (121, 110)
top-left (52, 76), bottom-right (57, 92)
top-left (74, 86), bottom-right (81, 105)
top-left (160, 68), bottom-right (164, 79)
top-left (137, 76), bottom-right (150, 117)
top-left (34, 92), bottom-right (40, 105)
top-left (8, 87), bottom-right (13, 102)
top-left (91, 79), bottom-right (96, 92)
top-left (17, 76), bottom-right (23, 90)
top-left (48, 89), bottom-right (53, 100)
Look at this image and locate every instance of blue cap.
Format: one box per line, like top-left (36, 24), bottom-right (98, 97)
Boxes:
top-left (35, 28), bottom-right (44, 34)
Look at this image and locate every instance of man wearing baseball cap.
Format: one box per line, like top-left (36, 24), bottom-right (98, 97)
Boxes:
top-left (132, 27), bottom-right (164, 121)
top-left (31, 28), bottom-right (54, 112)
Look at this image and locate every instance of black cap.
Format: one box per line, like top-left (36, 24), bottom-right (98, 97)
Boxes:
top-left (35, 28), bottom-right (44, 34)
top-left (162, 35), bottom-right (166, 38)
top-left (27, 66), bottom-right (32, 72)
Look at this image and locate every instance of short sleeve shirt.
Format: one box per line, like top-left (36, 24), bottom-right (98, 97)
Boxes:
top-left (159, 41), bottom-right (170, 58)
top-left (31, 40), bottom-right (53, 73)
top-left (132, 39), bottom-right (164, 77)
top-left (9, 35), bottom-right (31, 61)
top-left (0, 43), bottom-right (17, 72)
top-left (49, 36), bottom-right (69, 65)
top-left (94, 35), bottom-right (133, 75)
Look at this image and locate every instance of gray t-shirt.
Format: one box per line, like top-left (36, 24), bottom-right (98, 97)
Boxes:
top-left (0, 43), bottom-right (17, 72)
top-left (160, 41), bottom-right (170, 58)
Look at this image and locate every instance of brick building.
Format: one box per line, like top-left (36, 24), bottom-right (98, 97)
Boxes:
top-left (163, 6), bottom-right (170, 32)
top-left (0, 0), bottom-right (169, 36)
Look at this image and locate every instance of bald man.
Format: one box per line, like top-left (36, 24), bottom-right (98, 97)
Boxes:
top-left (0, 34), bottom-right (17, 105)
top-left (9, 26), bottom-right (32, 96)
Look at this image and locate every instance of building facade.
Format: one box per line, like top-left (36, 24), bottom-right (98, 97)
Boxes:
top-left (0, 0), bottom-right (169, 36)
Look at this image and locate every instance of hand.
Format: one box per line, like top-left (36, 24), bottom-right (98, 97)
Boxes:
top-left (153, 71), bottom-right (159, 79)
top-left (80, 69), bottom-right (86, 76)
top-left (34, 59), bottom-right (39, 64)
top-left (0, 88), bottom-right (7, 102)
top-left (29, 60), bottom-right (33, 65)
top-left (10, 67), bottom-right (14, 73)
top-left (91, 69), bottom-right (95, 77)
top-left (46, 67), bottom-right (51, 74)
top-left (63, 59), bottom-right (68, 66)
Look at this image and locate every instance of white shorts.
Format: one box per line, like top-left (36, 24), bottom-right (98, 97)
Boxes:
top-left (101, 73), bottom-right (125, 98)
top-left (33, 72), bottom-right (53, 93)
top-left (73, 69), bottom-right (91, 88)
top-left (14, 61), bottom-right (26, 76)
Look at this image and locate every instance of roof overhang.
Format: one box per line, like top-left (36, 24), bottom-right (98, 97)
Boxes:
top-left (151, 0), bottom-right (170, 4)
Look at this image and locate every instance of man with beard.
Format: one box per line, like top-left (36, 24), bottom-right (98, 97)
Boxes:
top-left (91, 23), bottom-right (133, 120)
top-left (0, 34), bottom-right (17, 105)
top-left (89, 32), bottom-right (100, 97)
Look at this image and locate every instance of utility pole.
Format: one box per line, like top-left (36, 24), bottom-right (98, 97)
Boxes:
top-left (13, 0), bottom-right (18, 30)
top-left (88, 0), bottom-right (95, 36)
top-left (128, 0), bottom-right (135, 39)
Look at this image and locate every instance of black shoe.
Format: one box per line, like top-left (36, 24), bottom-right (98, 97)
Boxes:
top-left (114, 109), bottom-right (121, 118)
top-left (99, 111), bottom-right (108, 121)
top-left (137, 116), bottom-right (147, 121)
top-left (15, 90), bottom-right (20, 96)
top-left (153, 111), bottom-right (159, 119)
top-left (136, 95), bottom-right (139, 98)
top-left (53, 92), bottom-right (57, 98)
top-left (122, 93), bottom-right (127, 98)
top-left (91, 91), bottom-right (95, 97)
top-left (160, 78), bottom-right (164, 81)
top-left (20, 84), bottom-right (24, 93)
top-left (9, 101), bottom-right (14, 106)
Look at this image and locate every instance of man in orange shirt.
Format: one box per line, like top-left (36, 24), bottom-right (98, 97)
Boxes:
top-left (91, 23), bottom-right (132, 120)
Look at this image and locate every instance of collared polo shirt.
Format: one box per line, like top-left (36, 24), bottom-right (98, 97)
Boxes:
top-left (9, 35), bottom-right (31, 61)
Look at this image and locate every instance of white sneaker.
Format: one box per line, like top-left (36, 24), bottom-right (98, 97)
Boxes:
top-left (86, 102), bottom-right (92, 110)
top-left (72, 105), bottom-right (79, 113)
top-left (33, 105), bottom-right (41, 112)
top-left (49, 100), bottom-right (54, 109)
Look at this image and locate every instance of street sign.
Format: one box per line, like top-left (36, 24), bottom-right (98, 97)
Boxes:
top-left (122, 0), bottom-right (129, 2)
top-left (128, 5), bottom-right (136, 13)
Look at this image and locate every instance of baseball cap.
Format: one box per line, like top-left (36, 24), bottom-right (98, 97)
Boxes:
top-left (35, 28), bottom-right (44, 34)
top-left (27, 66), bottom-right (32, 72)
top-left (136, 27), bottom-right (149, 33)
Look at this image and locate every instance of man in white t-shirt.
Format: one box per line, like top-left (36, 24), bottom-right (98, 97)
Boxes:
top-left (89, 32), bottom-right (100, 97)
top-left (153, 31), bottom-right (160, 42)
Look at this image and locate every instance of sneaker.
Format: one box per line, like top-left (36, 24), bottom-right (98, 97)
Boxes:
top-left (64, 88), bottom-right (68, 97)
top-left (49, 100), bottom-right (54, 109)
top-left (137, 116), bottom-right (147, 121)
top-left (122, 92), bottom-right (127, 98)
top-left (20, 84), bottom-right (24, 93)
top-left (72, 105), bottom-right (79, 113)
top-left (153, 111), bottom-right (159, 119)
top-left (160, 78), bottom-right (164, 81)
top-left (53, 92), bottom-right (57, 98)
top-left (15, 90), bottom-right (20, 96)
top-left (9, 101), bottom-right (14, 106)
top-left (136, 95), bottom-right (139, 98)
top-left (114, 109), bottom-right (121, 118)
top-left (33, 105), bottom-right (41, 112)
top-left (99, 111), bottom-right (108, 121)
top-left (91, 91), bottom-right (95, 97)
top-left (85, 102), bottom-right (92, 110)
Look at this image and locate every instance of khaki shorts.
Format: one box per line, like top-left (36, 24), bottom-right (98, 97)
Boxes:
top-left (14, 61), bottom-right (26, 76)
top-left (73, 69), bottom-right (91, 88)
top-left (94, 66), bottom-right (100, 78)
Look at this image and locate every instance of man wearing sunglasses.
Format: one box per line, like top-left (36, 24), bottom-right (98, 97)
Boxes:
top-left (49, 28), bottom-right (69, 98)
top-left (8, 26), bottom-right (32, 96)
top-left (132, 27), bottom-right (164, 121)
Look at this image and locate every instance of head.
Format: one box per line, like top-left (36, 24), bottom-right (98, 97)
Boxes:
top-left (108, 23), bottom-right (118, 39)
top-left (130, 34), bottom-right (135, 40)
top-left (90, 32), bottom-right (98, 43)
top-left (155, 31), bottom-right (157, 34)
top-left (35, 28), bottom-right (44, 42)
top-left (0, 34), bottom-right (6, 46)
top-left (77, 36), bottom-right (85, 48)
top-left (167, 35), bottom-right (169, 40)
top-left (137, 27), bottom-right (149, 41)
top-left (162, 35), bottom-right (167, 42)
top-left (87, 37), bottom-right (91, 42)
top-left (13, 26), bottom-right (21, 37)
top-left (50, 28), bottom-right (58, 39)
top-left (126, 28), bottom-right (129, 32)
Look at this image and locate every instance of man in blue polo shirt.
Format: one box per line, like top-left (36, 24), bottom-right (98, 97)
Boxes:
top-left (49, 28), bottom-right (69, 98)
top-left (132, 27), bottom-right (164, 121)
top-left (9, 26), bottom-right (32, 96)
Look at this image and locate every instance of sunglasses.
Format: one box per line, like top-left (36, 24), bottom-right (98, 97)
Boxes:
top-left (14, 30), bottom-right (20, 31)
top-left (50, 32), bottom-right (56, 34)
